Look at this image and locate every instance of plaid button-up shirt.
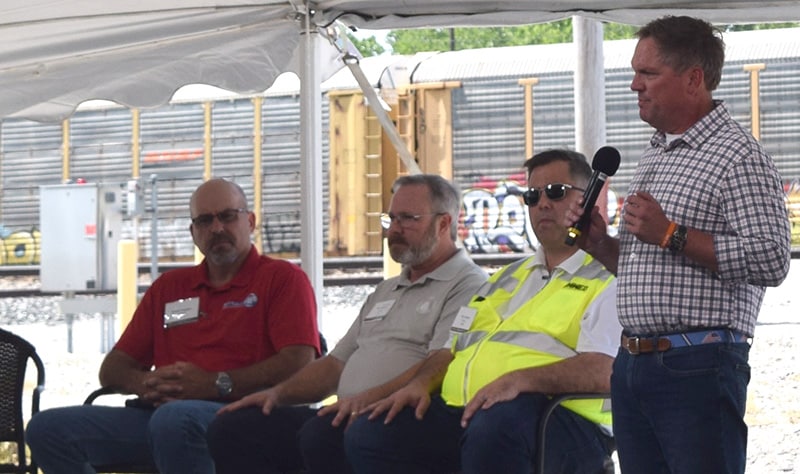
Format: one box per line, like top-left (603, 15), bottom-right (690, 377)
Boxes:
top-left (617, 101), bottom-right (791, 336)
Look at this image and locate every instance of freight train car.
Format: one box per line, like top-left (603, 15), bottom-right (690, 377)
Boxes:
top-left (1, 27), bottom-right (798, 265)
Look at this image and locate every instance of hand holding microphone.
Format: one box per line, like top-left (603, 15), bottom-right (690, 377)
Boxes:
top-left (565, 146), bottom-right (621, 246)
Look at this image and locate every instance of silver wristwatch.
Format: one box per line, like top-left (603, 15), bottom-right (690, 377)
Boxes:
top-left (215, 371), bottom-right (233, 398)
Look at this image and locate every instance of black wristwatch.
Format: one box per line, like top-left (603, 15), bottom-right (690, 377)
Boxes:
top-left (668, 224), bottom-right (688, 253)
top-left (215, 372), bottom-right (233, 398)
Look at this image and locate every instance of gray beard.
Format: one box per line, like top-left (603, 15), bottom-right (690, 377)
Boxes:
top-left (206, 248), bottom-right (239, 266)
top-left (390, 223), bottom-right (438, 266)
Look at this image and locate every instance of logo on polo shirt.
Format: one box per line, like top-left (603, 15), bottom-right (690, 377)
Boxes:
top-left (223, 293), bottom-right (258, 309)
top-left (417, 298), bottom-right (433, 314)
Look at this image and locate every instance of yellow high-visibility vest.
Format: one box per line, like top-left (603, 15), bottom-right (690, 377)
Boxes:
top-left (441, 253), bottom-right (614, 425)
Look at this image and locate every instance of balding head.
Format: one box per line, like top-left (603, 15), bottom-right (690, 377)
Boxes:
top-left (190, 178), bottom-right (248, 217)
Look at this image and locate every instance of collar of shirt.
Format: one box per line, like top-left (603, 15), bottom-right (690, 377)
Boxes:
top-left (524, 246), bottom-right (588, 279)
top-left (500, 248), bottom-right (586, 318)
top-left (651, 100), bottom-right (727, 151)
top-left (192, 245), bottom-right (260, 291)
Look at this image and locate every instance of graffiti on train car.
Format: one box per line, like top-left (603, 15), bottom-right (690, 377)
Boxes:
top-left (460, 175), bottom-right (537, 254)
top-left (0, 227), bottom-right (40, 265)
top-left (262, 212), bottom-right (301, 254)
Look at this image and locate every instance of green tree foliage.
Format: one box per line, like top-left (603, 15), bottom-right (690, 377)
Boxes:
top-left (604, 23), bottom-right (638, 40)
top-left (724, 22), bottom-right (799, 31)
top-left (347, 32), bottom-right (386, 57)
top-left (387, 20), bottom-right (575, 54)
top-left (365, 21), bottom-right (798, 56)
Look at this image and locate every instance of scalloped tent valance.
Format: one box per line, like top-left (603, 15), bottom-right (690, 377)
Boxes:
top-left (2, 0), bottom-right (800, 121)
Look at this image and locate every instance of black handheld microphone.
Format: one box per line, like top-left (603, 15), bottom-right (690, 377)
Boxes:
top-left (565, 146), bottom-right (621, 246)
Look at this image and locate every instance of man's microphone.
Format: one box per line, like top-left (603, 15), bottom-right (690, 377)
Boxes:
top-left (565, 146), bottom-right (621, 246)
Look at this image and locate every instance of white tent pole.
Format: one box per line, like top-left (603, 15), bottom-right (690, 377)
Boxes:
top-left (573, 15), bottom-right (606, 156)
top-left (300, 13), bottom-right (324, 319)
top-left (573, 15), bottom-right (611, 220)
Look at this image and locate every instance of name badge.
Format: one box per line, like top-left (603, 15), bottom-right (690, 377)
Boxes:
top-left (364, 299), bottom-right (395, 321)
top-left (163, 297), bottom-right (200, 328)
top-left (451, 306), bottom-right (477, 333)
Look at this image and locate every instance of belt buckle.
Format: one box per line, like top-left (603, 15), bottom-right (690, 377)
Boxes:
top-left (625, 336), bottom-right (641, 355)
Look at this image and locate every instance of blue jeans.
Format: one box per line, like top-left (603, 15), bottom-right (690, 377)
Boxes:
top-left (207, 405), bottom-right (352, 474)
top-left (26, 399), bottom-right (223, 474)
top-left (345, 394), bottom-right (610, 474)
top-left (611, 343), bottom-right (751, 474)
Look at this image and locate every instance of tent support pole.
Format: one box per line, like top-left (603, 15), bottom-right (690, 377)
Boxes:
top-left (300, 13), bottom-right (324, 319)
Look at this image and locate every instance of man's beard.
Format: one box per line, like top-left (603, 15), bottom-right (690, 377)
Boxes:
top-left (388, 221), bottom-right (438, 266)
top-left (205, 235), bottom-right (239, 266)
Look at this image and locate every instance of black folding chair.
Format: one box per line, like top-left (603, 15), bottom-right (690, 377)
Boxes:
top-left (536, 392), bottom-right (615, 474)
top-left (0, 329), bottom-right (45, 474)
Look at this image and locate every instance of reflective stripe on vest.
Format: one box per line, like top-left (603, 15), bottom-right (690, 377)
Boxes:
top-left (489, 331), bottom-right (577, 359)
top-left (454, 329), bottom-right (577, 361)
top-left (453, 330), bottom-right (488, 352)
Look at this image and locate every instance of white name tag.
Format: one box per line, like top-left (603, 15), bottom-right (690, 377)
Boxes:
top-left (163, 297), bottom-right (200, 328)
top-left (364, 299), bottom-right (395, 321)
top-left (451, 306), bottom-right (477, 333)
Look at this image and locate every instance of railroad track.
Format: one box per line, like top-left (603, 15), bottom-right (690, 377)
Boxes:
top-left (3, 250), bottom-right (797, 298)
top-left (0, 253), bottom-right (521, 298)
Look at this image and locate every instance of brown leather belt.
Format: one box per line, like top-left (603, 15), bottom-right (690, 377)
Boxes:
top-left (621, 335), bottom-right (672, 355)
top-left (621, 329), bottom-right (749, 355)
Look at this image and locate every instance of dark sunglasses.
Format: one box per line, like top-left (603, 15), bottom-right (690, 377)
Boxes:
top-left (522, 183), bottom-right (584, 206)
top-left (191, 208), bottom-right (247, 227)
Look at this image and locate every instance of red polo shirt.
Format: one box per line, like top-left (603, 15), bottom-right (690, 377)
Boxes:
top-left (115, 246), bottom-right (319, 372)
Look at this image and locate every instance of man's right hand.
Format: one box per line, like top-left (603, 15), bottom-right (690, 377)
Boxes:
top-left (216, 388), bottom-right (280, 415)
top-left (563, 199), bottom-right (608, 251)
top-left (365, 381), bottom-right (431, 424)
top-left (564, 198), bottom-right (620, 274)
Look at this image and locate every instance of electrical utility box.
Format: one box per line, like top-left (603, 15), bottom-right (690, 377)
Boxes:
top-left (40, 183), bottom-right (124, 292)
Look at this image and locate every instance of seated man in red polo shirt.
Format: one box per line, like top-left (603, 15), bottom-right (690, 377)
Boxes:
top-left (26, 178), bottom-right (320, 474)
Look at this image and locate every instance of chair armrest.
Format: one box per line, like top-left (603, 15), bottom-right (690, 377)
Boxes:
top-left (83, 386), bottom-right (122, 405)
top-left (536, 392), bottom-right (612, 474)
top-left (83, 387), bottom-right (154, 409)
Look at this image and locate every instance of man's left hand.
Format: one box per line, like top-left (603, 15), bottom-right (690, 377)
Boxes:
top-left (317, 392), bottom-right (373, 428)
top-left (461, 373), bottom-right (522, 427)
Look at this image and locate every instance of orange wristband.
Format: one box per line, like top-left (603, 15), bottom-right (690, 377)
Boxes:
top-left (660, 221), bottom-right (677, 249)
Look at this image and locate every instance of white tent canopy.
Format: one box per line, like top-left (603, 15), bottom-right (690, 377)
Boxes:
top-left (2, 1), bottom-right (799, 308)
top-left (325, 0), bottom-right (800, 29)
top-left (3, 1), bottom-right (800, 122)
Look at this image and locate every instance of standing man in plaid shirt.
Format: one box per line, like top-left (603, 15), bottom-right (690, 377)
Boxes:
top-left (565, 15), bottom-right (791, 474)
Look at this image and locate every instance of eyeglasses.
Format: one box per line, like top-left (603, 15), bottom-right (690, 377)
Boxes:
top-left (522, 183), bottom-right (584, 206)
top-left (191, 208), bottom-right (248, 228)
top-left (380, 212), bottom-right (445, 230)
